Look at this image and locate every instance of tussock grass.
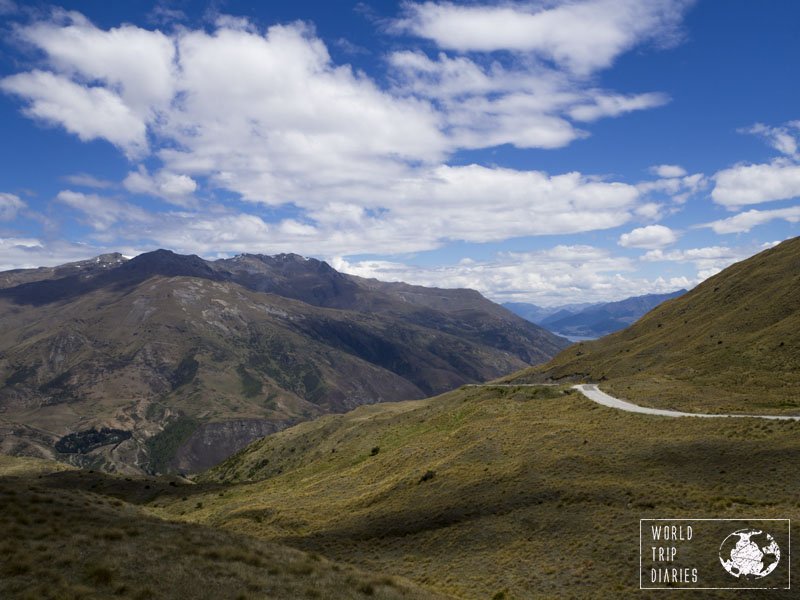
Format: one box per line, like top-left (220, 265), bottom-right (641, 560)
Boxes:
top-left (0, 456), bottom-right (443, 599)
top-left (156, 384), bottom-right (800, 599)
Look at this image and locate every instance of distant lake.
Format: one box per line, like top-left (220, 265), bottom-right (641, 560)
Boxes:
top-left (556, 333), bottom-right (598, 343)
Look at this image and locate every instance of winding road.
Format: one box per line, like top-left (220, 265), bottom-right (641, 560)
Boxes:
top-left (572, 384), bottom-right (800, 421)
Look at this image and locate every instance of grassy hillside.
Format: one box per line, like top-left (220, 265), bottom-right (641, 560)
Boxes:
top-left (0, 455), bottom-right (442, 600)
top-left (505, 237), bottom-right (800, 414)
top-left (146, 384), bottom-right (800, 599)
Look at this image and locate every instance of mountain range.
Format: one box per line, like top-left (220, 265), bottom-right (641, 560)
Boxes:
top-left (503, 289), bottom-right (686, 339)
top-left (157, 236), bottom-right (799, 599)
top-left (2, 238), bottom-right (798, 599)
top-left (0, 250), bottom-right (567, 474)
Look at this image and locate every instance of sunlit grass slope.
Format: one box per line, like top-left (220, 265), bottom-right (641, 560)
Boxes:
top-left (505, 236), bottom-right (800, 414)
top-left (151, 385), bottom-right (800, 599)
top-left (0, 456), bottom-right (442, 600)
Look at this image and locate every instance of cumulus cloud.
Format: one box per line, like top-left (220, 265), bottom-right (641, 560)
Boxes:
top-left (702, 205), bottom-right (800, 234)
top-left (394, 0), bottom-right (692, 75)
top-left (0, 70), bottom-right (147, 156)
top-left (650, 164), bottom-right (687, 178)
top-left (711, 161), bottom-right (800, 208)
top-left (18, 12), bottom-right (176, 117)
top-left (42, 161), bottom-right (644, 259)
top-left (618, 224), bottom-right (677, 249)
top-left (0, 7), bottom-right (696, 261)
top-left (1, 10), bottom-right (684, 201)
top-left (0, 193), bottom-right (25, 221)
top-left (123, 166), bottom-right (197, 206)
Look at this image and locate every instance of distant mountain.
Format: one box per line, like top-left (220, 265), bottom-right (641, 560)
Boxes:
top-left (503, 301), bottom-right (598, 325)
top-left (0, 253), bottom-right (127, 289)
top-left (500, 302), bottom-right (550, 323)
top-left (541, 290), bottom-right (687, 338)
top-left (507, 237), bottom-right (800, 414)
top-left (504, 290), bottom-right (686, 338)
top-left (0, 250), bottom-right (568, 474)
top-left (539, 308), bottom-right (582, 328)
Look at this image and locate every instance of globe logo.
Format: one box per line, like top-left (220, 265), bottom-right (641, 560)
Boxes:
top-left (719, 529), bottom-right (780, 579)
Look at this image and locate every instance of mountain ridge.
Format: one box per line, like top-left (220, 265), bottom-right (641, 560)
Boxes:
top-left (504, 289), bottom-right (687, 338)
top-left (0, 249), bottom-right (568, 474)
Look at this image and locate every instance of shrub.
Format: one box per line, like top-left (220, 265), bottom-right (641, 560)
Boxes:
top-left (418, 470), bottom-right (436, 483)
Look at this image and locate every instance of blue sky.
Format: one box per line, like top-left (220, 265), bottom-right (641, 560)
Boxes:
top-left (0, 0), bottom-right (798, 305)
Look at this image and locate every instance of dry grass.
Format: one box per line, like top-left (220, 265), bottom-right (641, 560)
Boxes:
top-left (145, 384), bottom-right (800, 599)
top-left (0, 456), bottom-right (443, 599)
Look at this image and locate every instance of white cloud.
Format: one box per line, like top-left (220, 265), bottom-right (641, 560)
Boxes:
top-left (49, 164), bottom-right (641, 257)
top-left (712, 161), bottom-right (800, 208)
top-left (0, 237), bottom-right (103, 271)
top-left (334, 245), bottom-right (690, 305)
top-left (642, 246), bottom-right (737, 262)
top-left (0, 9), bottom-right (692, 258)
top-left (0, 193), bottom-right (25, 221)
top-left (641, 243), bottom-right (765, 280)
top-left (637, 172), bottom-right (706, 205)
top-left (62, 173), bottom-right (115, 190)
top-left (19, 11), bottom-right (176, 118)
top-left (62, 173), bottom-right (114, 189)
top-left (634, 202), bottom-right (664, 220)
top-left (395, 0), bottom-right (692, 75)
top-left (388, 51), bottom-right (668, 150)
top-left (155, 23), bottom-right (449, 207)
top-left (618, 224), bottom-right (677, 249)
top-left (742, 122), bottom-right (800, 157)
top-left (56, 190), bottom-right (151, 231)
top-left (702, 206), bottom-right (800, 234)
top-left (568, 92), bottom-right (669, 122)
top-left (123, 166), bottom-right (197, 206)
top-left (0, 70), bottom-right (147, 156)
top-left (147, 4), bottom-right (187, 25)
top-left (1, 11), bottom-right (684, 202)
top-left (650, 164), bottom-right (687, 178)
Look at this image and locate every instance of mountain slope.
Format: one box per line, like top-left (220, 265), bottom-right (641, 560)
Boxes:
top-left (506, 237), bottom-right (800, 414)
top-left (151, 383), bottom-right (800, 599)
top-left (0, 250), bottom-right (567, 474)
top-left (0, 455), bottom-right (441, 599)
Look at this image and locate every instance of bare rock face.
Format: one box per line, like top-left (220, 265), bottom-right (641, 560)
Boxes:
top-left (169, 419), bottom-right (293, 474)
